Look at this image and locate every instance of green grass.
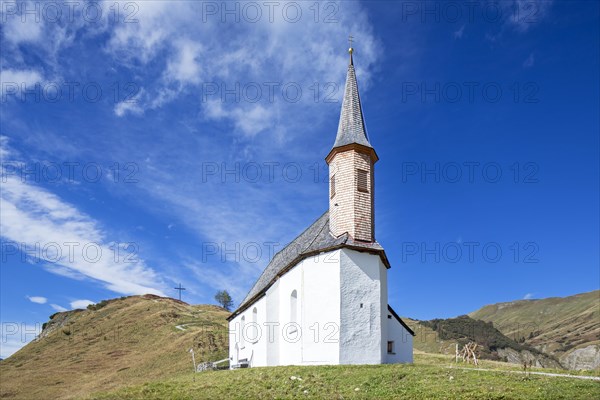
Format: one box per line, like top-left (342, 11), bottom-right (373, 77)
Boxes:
top-left (86, 353), bottom-right (600, 400)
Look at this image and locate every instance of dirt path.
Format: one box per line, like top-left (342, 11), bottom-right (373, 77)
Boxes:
top-left (451, 366), bottom-right (600, 381)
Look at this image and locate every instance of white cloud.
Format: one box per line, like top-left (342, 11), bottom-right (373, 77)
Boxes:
top-left (50, 304), bottom-right (68, 312)
top-left (204, 101), bottom-right (275, 137)
top-left (1, 1), bottom-right (389, 303)
top-left (1, 1), bottom-right (44, 45)
top-left (103, 0), bottom-right (175, 63)
top-left (523, 293), bottom-right (534, 300)
top-left (165, 39), bottom-right (203, 85)
top-left (114, 89), bottom-right (146, 117)
top-left (0, 69), bottom-right (44, 96)
top-left (506, 0), bottom-right (553, 33)
top-left (485, 1), bottom-right (554, 42)
top-left (26, 296), bottom-right (47, 304)
top-left (101, 0), bottom-right (382, 136)
top-left (70, 299), bottom-right (94, 309)
top-left (0, 142), bottom-right (166, 296)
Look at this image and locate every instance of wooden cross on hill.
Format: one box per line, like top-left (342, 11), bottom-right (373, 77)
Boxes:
top-left (174, 283), bottom-right (186, 301)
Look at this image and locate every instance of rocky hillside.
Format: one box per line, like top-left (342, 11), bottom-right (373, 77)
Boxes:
top-left (406, 316), bottom-right (561, 369)
top-left (0, 295), bottom-right (230, 400)
top-left (469, 290), bottom-right (599, 370)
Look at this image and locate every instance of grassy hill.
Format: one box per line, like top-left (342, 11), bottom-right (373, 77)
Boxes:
top-left (1, 292), bottom-right (598, 399)
top-left (0, 295), bottom-right (230, 400)
top-left (469, 291), bottom-right (600, 369)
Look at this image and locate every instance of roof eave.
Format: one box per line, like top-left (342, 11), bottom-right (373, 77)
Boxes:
top-left (387, 304), bottom-right (416, 336)
top-left (325, 143), bottom-right (379, 164)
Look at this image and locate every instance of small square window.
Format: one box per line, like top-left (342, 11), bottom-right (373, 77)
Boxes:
top-left (357, 169), bottom-right (368, 193)
top-left (387, 341), bottom-right (394, 354)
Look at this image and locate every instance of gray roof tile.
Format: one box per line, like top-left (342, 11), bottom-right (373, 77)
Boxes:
top-left (332, 60), bottom-right (372, 149)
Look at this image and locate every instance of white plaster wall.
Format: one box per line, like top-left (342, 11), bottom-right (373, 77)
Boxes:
top-left (275, 250), bottom-right (342, 365)
top-left (228, 295), bottom-right (267, 367)
top-left (229, 248), bottom-right (413, 368)
top-left (301, 250), bottom-right (341, 364)
top-left (250, 297), bottom-right (268, 367)
top-left (275, 257), bottom-right (304, 365)
top-left (339, 249), bottom-right (384, 364)
top-left (379, 259), bottom-right (389, 361)
top-left (230, 250), bottom-right (342, 367)
top-left (265, 279), bottom-right (280, 366)
top-left (385, 316), bottom-right (414, 364)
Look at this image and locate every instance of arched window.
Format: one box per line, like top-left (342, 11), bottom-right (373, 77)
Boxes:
top-left (250, 307), bottom-right (258, 343)
top-left (240, 315), bottom-right (246, 348)
top-left (290, 290), bottom-right (298, 324)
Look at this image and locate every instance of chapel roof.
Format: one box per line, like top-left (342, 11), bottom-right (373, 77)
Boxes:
top-left (331, 51), bottom-right (372, 150)
top-left (227, 211), bottom-right (389, 319)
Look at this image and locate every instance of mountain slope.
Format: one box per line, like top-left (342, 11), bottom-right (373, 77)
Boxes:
top-left (469, 290), bottom-right (600, 370)
top-left (0, 295), bottom-right (229, 400)
top-left (406, 316), bottom-right (561, 368)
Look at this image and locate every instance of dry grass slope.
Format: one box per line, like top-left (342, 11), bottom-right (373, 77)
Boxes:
top-left (0, 295), bottom-right (230, 400)
top-left (469, 291), bottom-right (600, 364)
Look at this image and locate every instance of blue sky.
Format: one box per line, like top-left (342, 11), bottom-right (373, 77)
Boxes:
top-left (1, 0), bottom-right (598, 358)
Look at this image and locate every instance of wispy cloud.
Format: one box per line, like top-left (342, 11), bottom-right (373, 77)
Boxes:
top-left (507, 0), bottom-right (554, 33)
top-left (0, 140), bottom-right (166, 296)
top-left (523, 293), bottom-right (534, 300)
top-left (1, 1), bottom-right (43, 45)
top-left (485, 1), bottom-right (554, 43)
top-left (26, 296), bottom-right (47, 305)
top-left (70, 299), bottom-right (94, 309)
top-left (523, 53), bottom-right (535, 68)
top-left (114, 89), bottom-right (146, 117)
top-left (102, 1), bottom-right (382, 138)
top-left (0, 69), bottom-right (44, 95)
top-left (0, 1), bottom-right (389, 304)
top-left (50, 304), bottom-right (68, 312)
top-left (454, 25), bottom-right (465, 39)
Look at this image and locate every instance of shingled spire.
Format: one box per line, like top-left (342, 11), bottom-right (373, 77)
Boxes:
top-left (326, 41), bottom-right (378, 243)
top-left (331, 46), bottom-right (372, 150)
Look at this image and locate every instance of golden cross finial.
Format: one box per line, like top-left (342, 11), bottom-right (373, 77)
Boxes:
top-left (348, 35), bottom-right (354, 54)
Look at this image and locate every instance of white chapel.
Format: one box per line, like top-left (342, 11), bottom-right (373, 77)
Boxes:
top-left (228, 46), bottom-right (414, 367)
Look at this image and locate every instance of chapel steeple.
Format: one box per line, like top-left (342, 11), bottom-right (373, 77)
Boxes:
top-left (326, 41), bottom-right (378, 242)
top-left (330, 43), bottom-right (372, 151)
